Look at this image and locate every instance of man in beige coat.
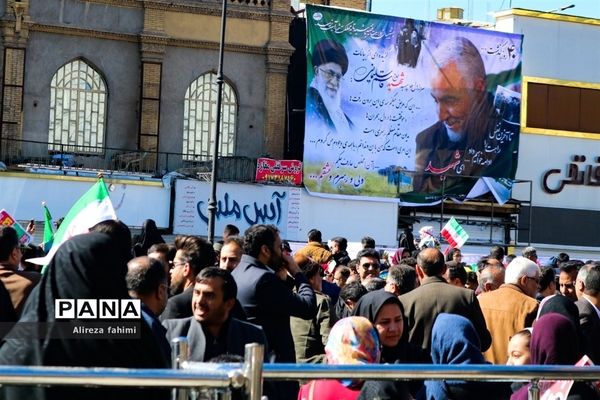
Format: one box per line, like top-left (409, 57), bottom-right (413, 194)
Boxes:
top-left (478, 256), bottom-right (539, 364)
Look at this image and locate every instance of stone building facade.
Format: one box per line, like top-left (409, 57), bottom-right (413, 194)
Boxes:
top-left (0, 0), bottom-right (365, 170)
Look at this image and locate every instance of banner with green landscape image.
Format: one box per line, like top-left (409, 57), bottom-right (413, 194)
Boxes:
top-left (303, 5), bottom-right (522, 204)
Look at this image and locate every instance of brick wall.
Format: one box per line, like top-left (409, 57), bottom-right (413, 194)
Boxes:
top-left (144, 8), bottom-right (165, 33)
top-left (333, 0), bottom-right (366, 10)
top-left (322, 0), bottom-right (367, 10)
top-left (264, 73), bottom-right (287, 158)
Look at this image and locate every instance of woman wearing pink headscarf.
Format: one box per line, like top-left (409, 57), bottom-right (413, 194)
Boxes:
top-left (390, 248), bottom-right (411, 266)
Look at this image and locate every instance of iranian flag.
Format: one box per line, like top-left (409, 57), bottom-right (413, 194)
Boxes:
top-left (29, 178), bottom-right (116, 267)
top-left (441, 217), bottom-right (469, 252)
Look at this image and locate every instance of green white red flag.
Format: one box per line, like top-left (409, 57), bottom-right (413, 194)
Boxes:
top-left (29, 178), bottom-right (116, 267)
top-left (441, 217), bottom-right (469, 252)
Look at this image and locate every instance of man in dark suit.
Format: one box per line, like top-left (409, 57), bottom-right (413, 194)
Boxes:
top-left (575, 264), bottom-right (600, 364)
top-left (232, 224), bottom-right (317, 363)
top-left (399, 248), bottom-right (491, 353)
top-left (161, 235), bottom-right (214, 320)
top-left (126, 256), bottom-right (171, 364)
top-left (163, 267), bottom-right (266, 362)
top-left (233, 225), bottom-right (316, 400)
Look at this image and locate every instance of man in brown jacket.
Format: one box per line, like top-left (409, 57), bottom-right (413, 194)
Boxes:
top-left (294, 229), bottom-right (332, 264)
top-left (478, 256), bottom-right (539, 364)
top-left (400, 248), bottom-right (491, 353)
top-left (0, 226), bottom-right (40, 316)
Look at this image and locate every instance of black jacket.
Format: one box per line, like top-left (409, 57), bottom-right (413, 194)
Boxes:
top-left (163, 316), bottom-right (267, 361)
top-left (232, 255), bottom-right (317, 363)
top-left (161, 286), bottom-right (193, 320)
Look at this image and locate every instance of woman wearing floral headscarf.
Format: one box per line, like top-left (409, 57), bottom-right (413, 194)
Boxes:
top-left (298, 316), bottom-right (380, 400)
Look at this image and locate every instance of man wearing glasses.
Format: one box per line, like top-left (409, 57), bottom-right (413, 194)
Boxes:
top-left (306, 39), bottom-right (354, 134)
top-left (356, 248), bottom-right (381, 282)
top-left (161, 235), bottom-right (215, 320)
top-left (478, 256), bottom-right (540, 364)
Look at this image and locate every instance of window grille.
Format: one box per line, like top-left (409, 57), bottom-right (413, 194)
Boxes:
top-left (48, 59), bottom-right (107, 153)
top-left (183, 73), bottom-right (237, 161)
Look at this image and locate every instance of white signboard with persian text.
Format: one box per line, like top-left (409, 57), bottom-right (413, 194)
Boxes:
top-left (173, 179), bottom-right (398, 245)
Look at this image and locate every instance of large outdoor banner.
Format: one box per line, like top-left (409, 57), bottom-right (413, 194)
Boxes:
top-left (303, 5), bottom-right (522, 204)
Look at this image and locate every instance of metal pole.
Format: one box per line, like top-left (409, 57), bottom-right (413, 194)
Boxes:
top-left (0, 366), bottom-right (235, 388)
top-left (260, 363), bottom-right (600, 381)
top-left (243, 343), bottom-right (264, 400)
top-left (528, 379), bottom-right (540, 400)
top-left (528, 180), bottom-right (533, 245)
top-left (207, 0), bottom-right (228, 244)
top-left (154, 148), bottom-right (159, 175)
top-left (490, 199), bottom-right (494, 244)
top-left (171, 337), bottom-right (189, 400)
top-left (440, 175), bottom-right (446, 236)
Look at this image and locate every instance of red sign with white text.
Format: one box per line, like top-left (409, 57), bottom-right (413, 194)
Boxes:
top-left (256, 158), bottom-right (303, 185)
top-left (0, 209), bottom-right (31, 245)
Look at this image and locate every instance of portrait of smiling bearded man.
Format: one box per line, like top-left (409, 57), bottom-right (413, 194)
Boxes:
top-left (412, 36), bottom-right (519, 194)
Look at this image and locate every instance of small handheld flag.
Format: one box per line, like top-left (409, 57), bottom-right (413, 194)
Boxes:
top-left (441, 217), bottom-right (469, 255)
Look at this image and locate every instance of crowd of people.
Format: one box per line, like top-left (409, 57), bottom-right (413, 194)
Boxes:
top-left (0, 220), bottom-right (599, 399)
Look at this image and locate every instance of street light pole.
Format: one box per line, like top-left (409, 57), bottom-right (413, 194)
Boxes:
top-left (207, 0), bottom-right (228, 244)
top-left (546, 4), bottom-right (575, 13)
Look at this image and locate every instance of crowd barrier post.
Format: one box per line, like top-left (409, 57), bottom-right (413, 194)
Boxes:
top-left (171, 336), bottom-right (189, 400)
top-left (529, 379), bottom-right (540, 400)
top-left (243, 343), bottom-right (264, 400)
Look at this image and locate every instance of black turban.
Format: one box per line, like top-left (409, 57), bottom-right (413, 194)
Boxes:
top-left (311, 39), bottom-right (349, 75)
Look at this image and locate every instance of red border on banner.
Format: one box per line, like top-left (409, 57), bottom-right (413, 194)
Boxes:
top-left (256, 158), bottom-right (303, 185)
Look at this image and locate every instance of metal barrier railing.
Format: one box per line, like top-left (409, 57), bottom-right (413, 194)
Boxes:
top-left (0, 365), bottom-right (234, 388)
top-left (1, 343), bottom-right (600, 400)
top-left (0, 137), bottom-right (258, 181)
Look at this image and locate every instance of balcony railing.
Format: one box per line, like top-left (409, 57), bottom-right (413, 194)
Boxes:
top-left (0, 137), bottom-right (257, 182)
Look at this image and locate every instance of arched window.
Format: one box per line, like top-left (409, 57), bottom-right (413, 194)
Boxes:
top-left (183, 73), bottom-right (237, 161)
top-left (48, 59), bottom-right (107, 153)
